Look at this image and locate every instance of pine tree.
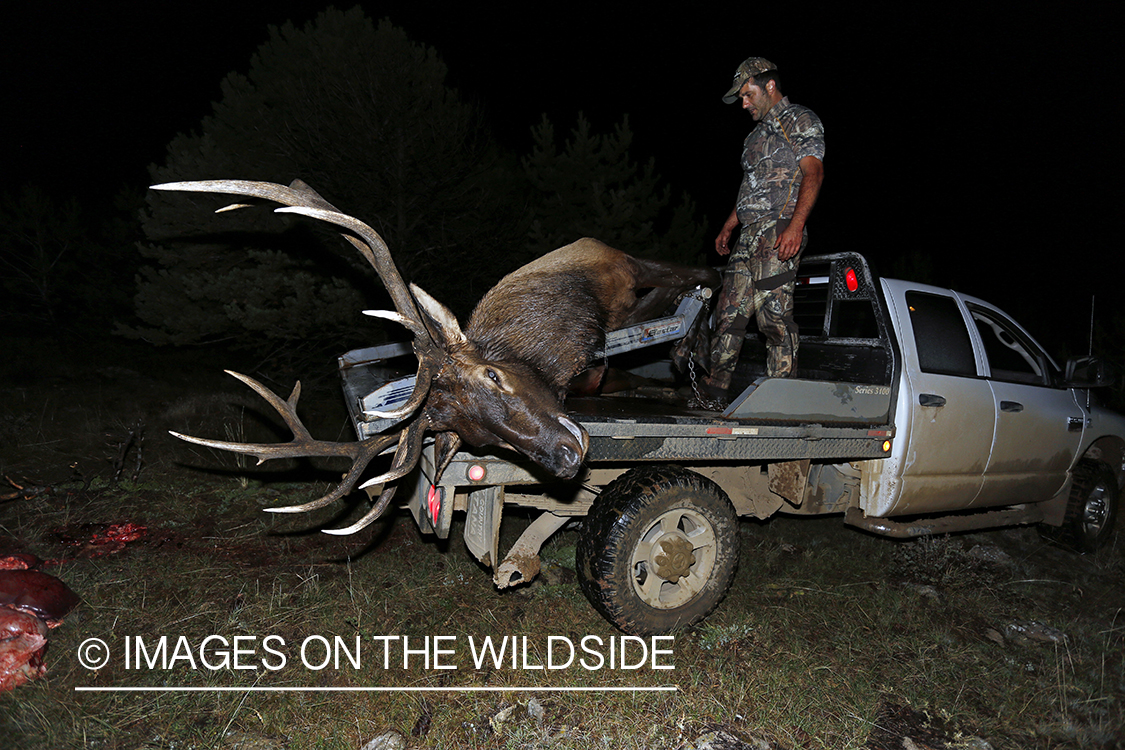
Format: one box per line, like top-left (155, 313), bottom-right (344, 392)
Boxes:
top-left (521, 114), bottom-right (706, 268)
top-left (122, 8), bottom-right (519, 360)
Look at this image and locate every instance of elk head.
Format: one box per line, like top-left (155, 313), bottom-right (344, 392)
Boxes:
top-left (151, 179), bottom-right (588, 534)
top-left (406, 284), bottom-right (589, 479)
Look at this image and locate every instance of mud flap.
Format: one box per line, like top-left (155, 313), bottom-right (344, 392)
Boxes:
top-left (768, 459), bottom-right (811, 508)
top-left (463, 485), bottom-right (503, 568)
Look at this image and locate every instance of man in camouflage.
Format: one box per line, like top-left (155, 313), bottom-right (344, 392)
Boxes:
top-left (703, 57), bottom-right (824, 399)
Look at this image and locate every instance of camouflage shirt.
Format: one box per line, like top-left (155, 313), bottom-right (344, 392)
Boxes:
top-left (735, 97), bottom-right (825, 226)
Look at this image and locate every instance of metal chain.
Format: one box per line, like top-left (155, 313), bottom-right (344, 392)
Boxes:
top-left (686, 357), bottom-right (728, 411)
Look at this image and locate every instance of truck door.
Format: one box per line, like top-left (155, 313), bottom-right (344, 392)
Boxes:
top-left (890, 287), bottom-right (995, 512)
top-left (964, 301), bottom-right (1084, 506)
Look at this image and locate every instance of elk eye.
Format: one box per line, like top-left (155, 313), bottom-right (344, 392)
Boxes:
top-left (486, 369), bottom-right (501, 385)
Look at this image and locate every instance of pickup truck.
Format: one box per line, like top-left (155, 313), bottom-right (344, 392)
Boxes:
top-left (337, 252), bottom-right (1123, 635)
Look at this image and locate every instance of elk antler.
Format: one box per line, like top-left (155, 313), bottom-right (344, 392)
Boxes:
top-left (152, 179), bottom-right (443, 533)
top-left (170, 371), bottom-right (427, 534)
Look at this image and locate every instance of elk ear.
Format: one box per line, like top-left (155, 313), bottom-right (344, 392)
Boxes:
top-left (410, 283), bottom-right (467, 349)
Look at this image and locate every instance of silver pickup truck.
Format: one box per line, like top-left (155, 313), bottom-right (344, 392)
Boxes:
top-left (338, 252), bottom-right (1123, 635)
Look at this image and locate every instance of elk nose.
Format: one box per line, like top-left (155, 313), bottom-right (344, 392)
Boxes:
top-left (554, 442), bottom-right (584, 479)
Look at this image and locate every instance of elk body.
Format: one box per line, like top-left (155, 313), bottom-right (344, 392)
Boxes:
top-left (153, 179), bottom-right (719, 533)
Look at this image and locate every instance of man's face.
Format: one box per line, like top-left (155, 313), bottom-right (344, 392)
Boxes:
top-left (739, 80), bottom-right (773, 121)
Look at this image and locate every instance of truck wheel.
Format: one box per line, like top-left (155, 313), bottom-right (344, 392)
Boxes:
top-left (577, 465), bottom-right (739, 635)
top-left (1047, 460), bottom-right (1119, 553)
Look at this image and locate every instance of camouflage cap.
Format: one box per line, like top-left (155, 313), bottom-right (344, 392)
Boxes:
top-left (722, 57), bottom-right (778, 103)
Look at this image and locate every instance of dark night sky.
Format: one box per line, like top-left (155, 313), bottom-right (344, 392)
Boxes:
top-left (5, 2), bottom-right (1120, 356)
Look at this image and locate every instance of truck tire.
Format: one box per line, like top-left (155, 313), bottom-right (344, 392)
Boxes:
top-left (1046, 460), bottom-right (1119, 553)
top-left (577, 465), bottom-right (739, 635)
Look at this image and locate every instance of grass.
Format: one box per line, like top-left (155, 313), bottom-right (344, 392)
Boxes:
top-left (2, 339), bottom-right (1123, 748)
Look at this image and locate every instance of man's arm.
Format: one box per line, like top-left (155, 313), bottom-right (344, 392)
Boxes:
top-left (714, 207), bottom-right (740, 257)
top-left (774, 155), bottom-right (824, 261)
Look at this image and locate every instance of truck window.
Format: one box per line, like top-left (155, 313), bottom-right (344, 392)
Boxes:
top-left (794, 280), bottom-right (881, 340)
top-left (967, 304), bottom-right (1051, 386)
top-left (794, 281), bottom-right (829, 336)
top-left (831, 299), bottom-right (881, 339)
top-left (904, 291), bottom-right (977, 377)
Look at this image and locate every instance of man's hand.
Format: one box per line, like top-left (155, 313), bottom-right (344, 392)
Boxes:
top-left (715, 209), bottom-right (740, 256)
top-left (774, 223), bottom-right (804, 260)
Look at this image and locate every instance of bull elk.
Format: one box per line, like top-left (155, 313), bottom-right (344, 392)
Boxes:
top-left (152, 179), bottom-right (719, 534)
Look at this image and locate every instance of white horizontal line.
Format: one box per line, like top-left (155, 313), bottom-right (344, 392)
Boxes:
top-left (75, 686), bottom-right (677, 693)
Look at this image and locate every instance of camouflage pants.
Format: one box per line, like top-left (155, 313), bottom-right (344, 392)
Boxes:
top-left (704, 218), bottom-right (806, 392)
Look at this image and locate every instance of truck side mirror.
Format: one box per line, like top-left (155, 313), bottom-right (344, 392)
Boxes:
top-left (1064, 355), bottom-right (1119, 388)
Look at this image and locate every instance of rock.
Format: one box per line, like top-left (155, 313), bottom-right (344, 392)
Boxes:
top-left (359, 730), bottom-right (407, 750)
top-left (864, 700), bottom-right (994, 750)
top-left (952, 738), bottom-right (995, 749)
top-left (1004, 620), bottom-right (1067, 646)
top-left (901, 582), bottom-right (942, 601)
top-left (527, 697), bottom-right (545, 725)
top-left (866, 701), bottom-right (949, 748)
top-left (689, 728), bottom-right (775, 749)
top-left (220, 731), bottom-right (286, 750)
top-left (489, 704), bottom-right (517, 733)
top-left (966, 544), bottom-right (1012, 565)
top-left (984, 628), bottom-right (1006, 647)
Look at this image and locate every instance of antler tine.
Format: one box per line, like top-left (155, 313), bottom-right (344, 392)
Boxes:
top-left (171, 370), bottom-right (394, 506)
top-left (319, 419), bottom-right (427, 534)
top-left (322, 485), bottom-right (399, 536)
top-left (357, 418), bottom-right (428, 490)
top-left (169, 371), bottom-right (327, 462)
top-left (365, 353), bottom-right (442, 420)
top-left (228, 370), bottom-right (313, 444)
top-left (151, 179), bottom-right (339, 212)
top-left (271, 418), bottom-right (425, 529)
top-left (322, 420), bottom-right (450, 535)
top-left (352, 308), bottom-right (441, 419)
top-left (262, 429), bottom-right (399, 514)
top-left (154, 179), bottom-right (440, 413)
top-left (361, 309), bottom-right (429, 340)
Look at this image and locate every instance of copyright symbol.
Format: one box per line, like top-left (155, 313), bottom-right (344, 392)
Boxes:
top-left (77, 638), bottom-right (110, 670)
